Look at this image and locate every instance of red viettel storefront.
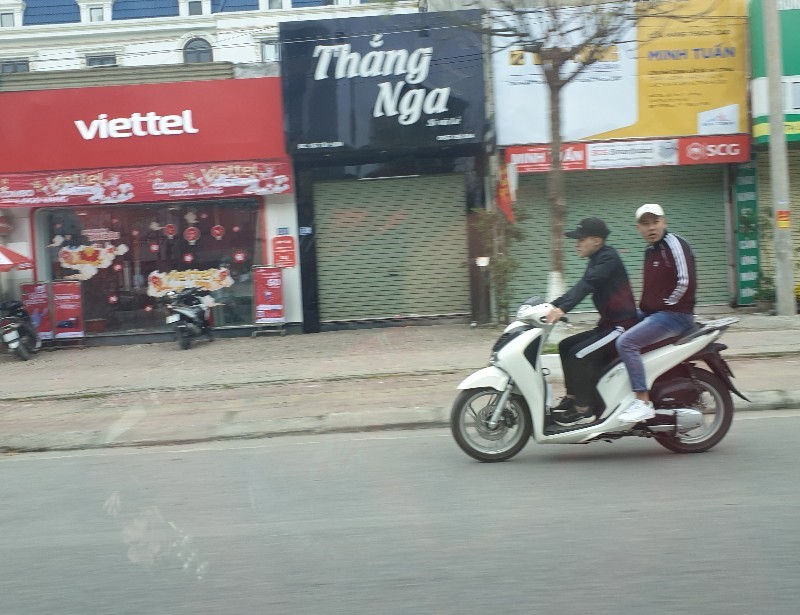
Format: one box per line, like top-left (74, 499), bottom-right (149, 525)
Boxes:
top-left (0, 77), bottom-right (298, 337)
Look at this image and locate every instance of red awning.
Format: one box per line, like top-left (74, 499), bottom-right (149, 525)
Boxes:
top-left (0, 160), bottom-right (293, 209)
top-left (0, 245), bottom-right (33, 272)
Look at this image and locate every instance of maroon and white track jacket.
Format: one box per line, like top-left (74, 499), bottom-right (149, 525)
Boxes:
top-left (640, 231), bottom-right (696, 315)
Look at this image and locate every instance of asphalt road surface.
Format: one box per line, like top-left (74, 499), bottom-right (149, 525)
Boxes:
top-left (2, 411), bottom-right (799, 615)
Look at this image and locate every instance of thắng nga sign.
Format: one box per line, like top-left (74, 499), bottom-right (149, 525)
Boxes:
top-left (280, 11), bottom-right (485, 156)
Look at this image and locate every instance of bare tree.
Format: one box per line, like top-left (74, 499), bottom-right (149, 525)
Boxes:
top-left (425, 0), bottom-right (716, 299)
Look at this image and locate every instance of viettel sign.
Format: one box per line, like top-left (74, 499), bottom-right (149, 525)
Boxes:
top-left (0, 78), bottom-right (287, 174)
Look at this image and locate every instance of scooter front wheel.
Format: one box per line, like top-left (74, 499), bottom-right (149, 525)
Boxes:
top-left (451, 387), bottom-right (532, 462)
top-left (13, 340), bottom-right (31, 361)
top-left (176, 328), bottom-right (192, 350)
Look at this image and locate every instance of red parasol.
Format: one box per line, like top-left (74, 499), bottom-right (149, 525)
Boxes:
top-left (0, 245), bottom-right (33, 273)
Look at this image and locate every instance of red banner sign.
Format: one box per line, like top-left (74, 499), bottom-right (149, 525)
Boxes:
top-left (252, 266), bottom-right (284, 324)
top-left (51, 280), bottom-right (84, 339)
top-left (507, 135), bottom-right (750, 173)
top-left (272, 236), bottom-right (297, 268)
top-left (0, 78), bottom-right (287, 173)
top-left (505, 144), bottom-right (587, 173)
top-left (677, 135), bottom-right (751, 166)
top-left (20, 282), bottom-right (54, 340)
top-left (0, 160), bottom-right (293, 208)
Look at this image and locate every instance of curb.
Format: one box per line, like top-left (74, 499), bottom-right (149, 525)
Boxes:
top-left (2, 392), bottom-right (799, 455)
top-left (4, 350), bottom-right (794, 405)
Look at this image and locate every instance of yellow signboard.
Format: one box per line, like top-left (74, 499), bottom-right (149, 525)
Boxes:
top-left (592, 0), bottom-right (748, 139)
top-left (493, 0), bottom-right (749, 145)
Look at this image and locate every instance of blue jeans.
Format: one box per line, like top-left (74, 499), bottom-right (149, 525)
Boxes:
top-left (615, 310), bottom-right (695, 392)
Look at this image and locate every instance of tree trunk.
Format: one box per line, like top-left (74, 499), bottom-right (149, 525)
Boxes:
top-left (546, 79), bottom-right (566, 301)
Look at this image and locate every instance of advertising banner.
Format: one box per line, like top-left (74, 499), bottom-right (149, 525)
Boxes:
top-left (280, 11), bottom-right (485, 155)
top-left (505, 135), bottom-right (749, 173)
top-left (733, 162), bottom-right (759, 305)
top-left (493, 0), bottom-right (748, 145)
top-left (271, 236), bottom-right (297, 268)
top-left (0, 78), bottom-right (288, 174)
top-left (20, 282), bottom-right (54, 340)
top-left (0, 160), bottom-right (292, 208)
top-left (51, 280), bottom-right (84, 339)
top-left (252, 266), bottom-right (284, 324)
top-left (749, 1), bottom-right (800, 143)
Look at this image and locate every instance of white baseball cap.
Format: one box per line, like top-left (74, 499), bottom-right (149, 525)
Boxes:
top-left (636, 203), bottom-right (665, 221)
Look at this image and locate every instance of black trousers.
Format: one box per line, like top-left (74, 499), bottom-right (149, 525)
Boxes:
top-left (558, 327), bottom-right (621, 408)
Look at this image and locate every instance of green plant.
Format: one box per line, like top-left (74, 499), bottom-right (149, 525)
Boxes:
top-left (754, 269), bottom-right (775, 302)
top-left (471, 206), bottom-right (526, 325)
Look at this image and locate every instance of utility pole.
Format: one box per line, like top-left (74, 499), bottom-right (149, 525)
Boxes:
top-left (764, 0), bottom-right (797, 315)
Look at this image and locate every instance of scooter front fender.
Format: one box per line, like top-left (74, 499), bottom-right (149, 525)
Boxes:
top-left (457, 366), bottom-right (510, 392)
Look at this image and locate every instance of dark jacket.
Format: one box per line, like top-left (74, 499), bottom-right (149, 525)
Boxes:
top-left (640, 231), bottom-right (696, 315)
top-left (552, 244), bottom-right (637, 330)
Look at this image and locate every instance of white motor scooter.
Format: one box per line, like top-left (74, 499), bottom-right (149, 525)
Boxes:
top-left (451, 297), bottom-right (748, 462)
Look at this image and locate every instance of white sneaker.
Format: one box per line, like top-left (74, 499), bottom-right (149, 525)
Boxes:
top-left (618, 399), bottom-right (655, 423)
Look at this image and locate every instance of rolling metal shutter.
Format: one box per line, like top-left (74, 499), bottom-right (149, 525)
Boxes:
top-left (755, 148), bottom-right (800, 283)
top-left (508, 165), bottom-right (728, 316)
top-left (314, 175), bottom-right (471, 322)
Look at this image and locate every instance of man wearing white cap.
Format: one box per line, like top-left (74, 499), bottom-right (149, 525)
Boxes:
top-left (615, 204), bottom-right (697, 423)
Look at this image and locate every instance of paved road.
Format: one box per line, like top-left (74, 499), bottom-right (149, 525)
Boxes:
top-left (2, 411), bottom-right (798, 615)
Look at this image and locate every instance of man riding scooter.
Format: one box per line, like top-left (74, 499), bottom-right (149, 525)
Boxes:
top-left (545, 217), bottom-right (638, 426)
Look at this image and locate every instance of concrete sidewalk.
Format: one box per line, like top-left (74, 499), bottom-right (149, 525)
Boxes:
top-left (1, 310), bottom-right (799, 452)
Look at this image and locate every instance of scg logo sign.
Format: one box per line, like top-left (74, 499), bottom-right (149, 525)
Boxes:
top-left (686, 141), bottom-right (741, 161)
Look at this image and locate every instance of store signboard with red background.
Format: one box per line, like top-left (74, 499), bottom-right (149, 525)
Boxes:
top-left (20, 282), bottom-right (54, 340)
top-left (506, 135), bottom-right (750, 173)
top-left (0, 78), bottom-right (292, 207)
top-left (51, 281), bottom-right (84, 339)
top-left (252, 266), bottom-right (284, 324)
top-left (0, 78), bottom-right (287, 173)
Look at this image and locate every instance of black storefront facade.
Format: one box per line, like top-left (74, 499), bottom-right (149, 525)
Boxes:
top-left (280, 11), bottom-right (488, 333)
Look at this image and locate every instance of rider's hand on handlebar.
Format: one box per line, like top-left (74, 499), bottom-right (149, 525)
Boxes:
top-left (545, 307), bottom-right (565, 324)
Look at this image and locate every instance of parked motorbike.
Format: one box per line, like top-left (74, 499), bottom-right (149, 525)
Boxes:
top-left (164, 287), bottom-right (215, 350)
top-left (451, 296), bottom-right (748, 462)
top-left (1, 300), bottom-right (41, 361)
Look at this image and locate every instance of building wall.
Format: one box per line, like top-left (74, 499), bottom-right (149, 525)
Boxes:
top-left (0, 2), bottom-right (418, 73)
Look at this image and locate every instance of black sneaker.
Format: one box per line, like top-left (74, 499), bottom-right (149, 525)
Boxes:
top-left (551, 396), bottom-right (575, 413)
top-left (554, 407), bottom-right (596, 427)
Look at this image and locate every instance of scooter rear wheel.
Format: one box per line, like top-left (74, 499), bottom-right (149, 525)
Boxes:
top-left (451, 387), bottom-right (532, 462)
top-left (655, 369), bottom-right (733, 454)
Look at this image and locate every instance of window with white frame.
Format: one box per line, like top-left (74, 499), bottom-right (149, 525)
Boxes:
top-left (86, 54), bottom-right (117, 67)
top-left (793, 81), bottom-right (800, 111)
top-left (1, 58), bottom-right (28, 73)
top-left (77, 0), bottom-right (112, 23)
top-left (0, 12), bottom-right (14, 27)
top-left (262, 40), bottom-right (280, 62)
top-left (179, 0), bottom-right (210, 17)
top-left (268, 0), bottom-right (284, 8)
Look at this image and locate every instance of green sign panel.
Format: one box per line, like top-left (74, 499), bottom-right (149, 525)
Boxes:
top-left (733, 161), bottom-right (759, 305)
top-left (749, 2), bottom-right (800, 143)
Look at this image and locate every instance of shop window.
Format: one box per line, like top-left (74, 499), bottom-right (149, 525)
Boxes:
top-left (86, 54), bottom-right (117, 68)
top-left (39, 201), bottom-right (260, 335)
top-left (0, 59), bottom-right (29, 73)
top-left (0, 12), bottom-right (14, 27)
top-left (184, 38), bottom-right (213, 64)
